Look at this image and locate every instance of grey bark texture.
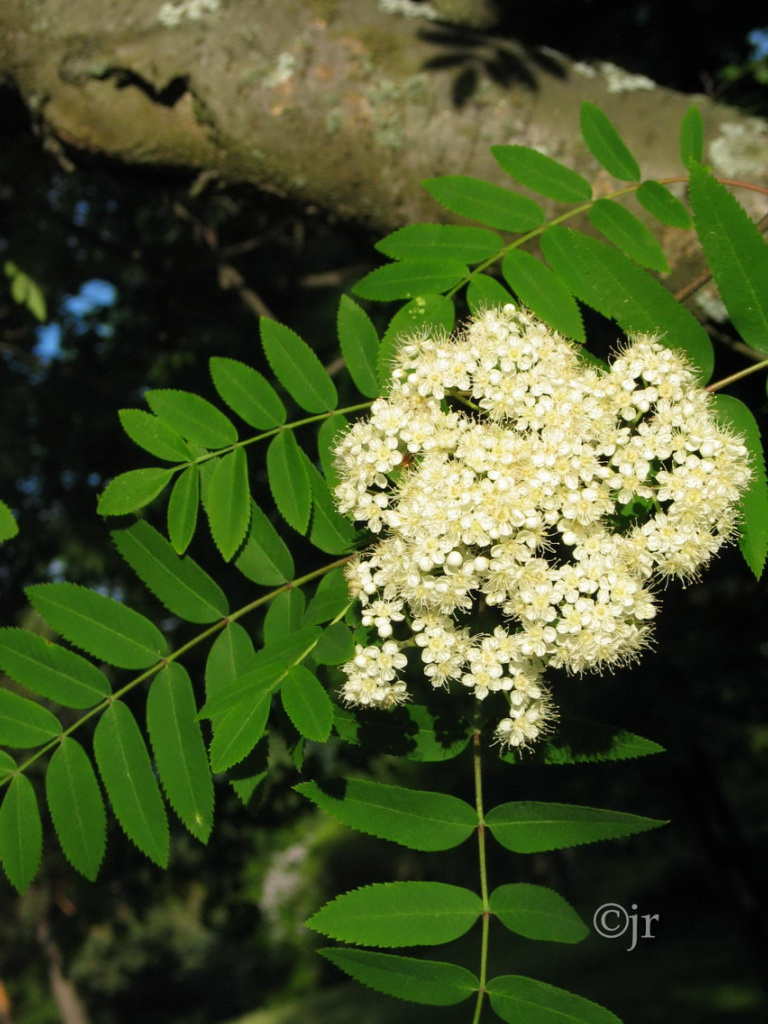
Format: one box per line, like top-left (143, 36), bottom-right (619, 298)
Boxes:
top-left (2, 0), bottom-right (767, 266)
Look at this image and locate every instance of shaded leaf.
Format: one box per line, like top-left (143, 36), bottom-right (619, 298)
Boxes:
top-left (541, 226), bottom-right (713, 380)
top-left (319, 949), bottom-right (478, 1006)
top-left (466, 274), bottom-right (514, 314)
top-left (376, 224), bottom-right (503, 264)
top-left (0, 688), bottom-right (61, 748)
top-left (261, 318), bottom-right (337, 413)
top-left (490, 883), bottom-right (589, 943)
top-left (0, 752), bottom-right (15, 785)
top-left (263, 589), bottom-right (305, 646)
top-left (205, 622), bottom-right (257, 704)
top-left (167, 464), bottom-right (200, 555)
top-left (680, 105), bottom-right (704, 167)
top-left (712, 394), bottom-right (768, 579)
top-left (424, 176), bottom-right (545, 231)
top-left (353, 259), bottom-right (468, 302)
top-left (486, 801), bottom-right (666, 852)
top-left (113, 520), bottom-right (228, 623)
top-left (203, 448), bottom-right (251, 560)
top-left (317, 413), bottom-right (349, 488)
top-left (501, 249), bottom-right (585, 341)
top-left (689, 163), bottom-right (768, 354)
top-left (46, 739), bottom-right (106, 880)
top-left (312, 622), bottom-right (355, 665)
top-left (488, 975), bottom-right (622, 1024)
top-left (588, 199), bottom-right (669, 272)
top-left (267, 431), bottom-right (312, 533)
top-left (98, 467), bottom-right (174, 516)
top-left (304, 568), bottom-right (351, 626)
top-left (208, 692), bottom-right (272, 774)
top-left (27, 583), bottom-right (167, 669)
top-left (337, 295), bottom-right (380, 398)
top-left (147, 664), bottom-right (214, 842)
top-left (636, 181), bottom-right (692, 229)
top-left (235, 500), bottom-right (294, 585)
top-left (0, 775), bottom-right (42, 892)
top-left (0, 630), bottom-right (111, 708)
top-left (296, 779), bottom-right (476, 851)
top-left (145, 389), bottom-right (238, 448)
top-left (209, 356), bottom-right (286, 428)
top-left (580, 101), bottom-right (641, 181)
top-left (118, 409), bottom-right (192, 462)
top-left (94, 701), bottom-right (169, 867)
top-left (281, 665), bottom-right (334, 742)
top-left (503, 718), bottom-right (664, 765)
top-left (491, 145), bottom-right (592, 203)
top-left (308, 882), bottom-right (482, 947)
top-left (309, 469), bottom-right (356, 554)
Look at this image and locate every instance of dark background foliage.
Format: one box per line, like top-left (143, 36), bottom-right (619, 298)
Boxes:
top-left (1, 3), bottom-right (767, 1022)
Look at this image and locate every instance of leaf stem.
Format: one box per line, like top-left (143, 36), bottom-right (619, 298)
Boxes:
top-left (706, 357), bottom-right (768, 393)
top-left (471, 719), bottom-right (490, 1024)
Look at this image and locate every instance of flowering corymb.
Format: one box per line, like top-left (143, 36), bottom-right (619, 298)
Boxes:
top-left (333, 305), bottom-right (750, 750)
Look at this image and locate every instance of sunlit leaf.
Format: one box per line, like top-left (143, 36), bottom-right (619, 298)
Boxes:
top-left (303, 568), bottom-right (351, 626)
top-left (353, 259), bottom-right (468, 302)
top-left (281, 665), bottom-right (334, 742)
top-left (97, 467), bottom-right (174, 516)
top-left (0, 775), bottom-right (42, 892)
top-left (0, 688), bottom-right (61, 748)
top-left (27, 583), bottom-right (167, 669)
top-left (296, 779), bottom-right (477, 850)
top-left (46, 739), bottom-right (106, 880)
top-left (579, 101), bottom-right (641, 181)
top-left (209, 356), bottom-right (286, 428)
top-left (260, 318), bottom-right (338, 413)
top-left (0, 501), bottom-right (18, 543)
top-left (491, 145), bottom-right (592, 203)
top-left (337, 295), bottom-right (380, 398)
top-left (488, 975), bottom-right (622, 1024)
top-left (376, 224), bottom-right (503, 263)
top-left (466, 273), bottom-right (514, 314)
top-left (167, 464), bottom-right (200, 554)
top-left (267, 430), bottom-right (312, 533)
top-left (312, 622), bottom-right (355, 665)
top-left (309, 468), bottom-right (356, 554)
top-left (319, 949), bottom-right (478, 1006)
top-left (145, 389), bottom-right (238, 448)
top-left (0, 630), bottom-right (110, 708)
top-left (93, 701), bottom-right (169, 866)
top-left (635, 181), bottom-right (692, 229)
top-left (307, 882), bottom-right (483, 947)
top-left (424, 176), bottom-right (545, 231)
top-left (486, 801), bottom-right (666, 852)
top-left (263, 589), bottom-right (305, 646)
top-left (118, 409), bottom-right (192, 462)
top-left (501, 249), bottom-right (584, 341)
top-left (680, 105), bottom-right (704, 167)
top-left (203, 448), bottom-right (251, 560)
top-left (235, 500), bottom-right (295, 585)
top-left (490, 883), bottom-right (589, 943)
top-left (588, 199), bottom-right (669, 272)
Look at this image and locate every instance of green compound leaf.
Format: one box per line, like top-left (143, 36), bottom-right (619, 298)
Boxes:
top-left (0, 688), bottom-right (61, 748)
top-left (145, 389), bottom-right (238, 448)
top-left (261, 318), bottom-right (338, 413)
top-left (635, 181), bottom-right (692, 229)
top-left (0, 775), bottom-right (42, 892)
top-left (296, 779), bottom-right (477, 851)
top-left (0, 629), bottom-right (111, 708)
top-left (503, 717), bottom-right (664, 765)
top-left (487, 975), bottom-right (622, 1024)
top-left (424, 175), bottom-right (545, 232)
top-left (147, 664), bottom-right (214, 842)
top-left (317, 412), bottom-right (349, 488)
top-left (0, 501), bottom-right (18, 543)
top-left (303, 567), bottom-right (351, 625)
top-left (588, 198), bottom-right (669, 272)
top-left (466, 274), bottom-right (514, 314)
top-left (280, 664), bottom-right (334, 742)
top-left (235, 500), bottom-right (294, 585)
top-left (337, 295), bottom-right (380, 398)
top-left (376, 224), bottom-right (503, 264)
top-left (263, 589), bottom-right (305, 646)
top-left (353, 259), bottom-right (468, 302)
top-left (97, 467), bottom-right (175, 516)
top-left (208, 692), bottom-right (272, 774)
top-left (319, 949), bottom-right (478, 1006)
top-left (501, 249), bottom-right (585, 341)
top-left (203, 448), bottom-right (251, 560)
top-left (378, 294), bottom-right (455, 386)
top-left (579, 101), bottom-right (641, 181)
top-left (205, 622), bottom-right (257, 705)
top-left (689, 163), bottom-right (768, 354)
top-left (680, 105), bottom-right (704, 167)
top-left (309, 469), bottom-right (356, 554)
top-left (113, 520), bottom-right (228, 623)
top-left (541, 226), bottom-right (713, 380)
top-left (312, 622), bottom-right (355, 665)
top-left (486, 801), bottom-right (666, 853)
top-left (94, 701), bottom-right (169, 867)
top-left (27, 583), bottom-right (167, 669)
top-left (491, 145), bottom-right (593, 203)
top-left (167, 464), bottom-right (199, 555)
top-left (0, 751), bottom-right (15, 784)
top-left (490, 884), bottom-right (589, 943)
top-left (267, 430), bottom-right (312, 533)
top-left (46, 738), bottom-right (106, 881)
top-left (712, 394), bottom-right (768, 579)
top-left (209, 356), bottom-right (286, 428)
top-left (308, 882), bottom-right (483, 947)
top-left (118, 409), bottom-right (192, 462)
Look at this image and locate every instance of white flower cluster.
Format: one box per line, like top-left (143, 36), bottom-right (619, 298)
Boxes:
top-left (333, 305), bottom-right (750, 749)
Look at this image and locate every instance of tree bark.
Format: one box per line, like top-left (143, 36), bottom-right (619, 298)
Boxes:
top-left (2, 0), bottom-right (767, 246)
